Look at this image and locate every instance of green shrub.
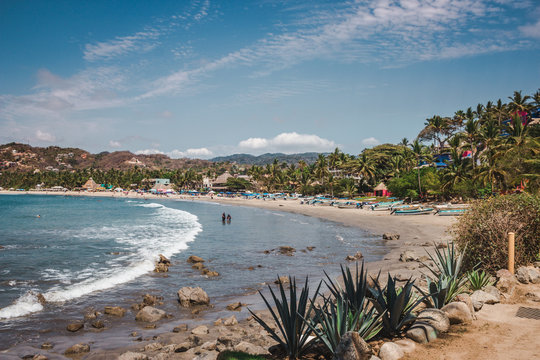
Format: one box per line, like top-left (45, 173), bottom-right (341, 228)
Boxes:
top-left (467, 269), bottom-right (494, 291)
top-left (217, 351), bottom-right (266, 360)
top-left (453, 193), bottom-right (540, 273)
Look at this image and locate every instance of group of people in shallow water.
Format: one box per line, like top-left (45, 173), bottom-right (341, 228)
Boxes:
top-left (221, 212), bottom-right (232, 224)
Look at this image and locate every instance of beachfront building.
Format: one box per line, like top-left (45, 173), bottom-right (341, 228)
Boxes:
top-left (82, 178), bottom-right (98, 191)
top-left (210, 171), bottom-right (234, 191)
top-left (374, 182), bottom-right (391, 197)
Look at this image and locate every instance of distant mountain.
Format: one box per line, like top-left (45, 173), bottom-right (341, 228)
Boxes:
top-left (210, 152), bottom-right (325, 165)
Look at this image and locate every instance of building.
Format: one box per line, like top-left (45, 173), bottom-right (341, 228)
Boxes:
top-left (82, 178), bottom-right (98, 191)
top-left (374, 182), bottom-right (391, 197)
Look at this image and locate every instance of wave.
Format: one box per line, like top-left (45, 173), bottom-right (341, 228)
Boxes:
top-left (0, 202), bottom-right (201, 320)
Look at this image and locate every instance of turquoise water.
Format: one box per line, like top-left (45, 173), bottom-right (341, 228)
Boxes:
top-left (0, 194), bottom-right (386, 350)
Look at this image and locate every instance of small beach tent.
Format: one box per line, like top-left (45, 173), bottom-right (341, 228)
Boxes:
top-left (374, 183), bottom-right (391, 197)
top-left (82, 178), bottom-right (98, 191)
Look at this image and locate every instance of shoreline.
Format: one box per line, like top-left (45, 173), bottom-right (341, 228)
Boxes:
top-left (0, 191), bottom-right (456, 358)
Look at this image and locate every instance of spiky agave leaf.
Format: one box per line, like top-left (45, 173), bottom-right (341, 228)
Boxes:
top-left (323, 261), bottom-right (369, 315)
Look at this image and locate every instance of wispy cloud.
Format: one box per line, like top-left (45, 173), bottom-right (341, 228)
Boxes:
top-left (238, 132), bottom-right (336, 154)
top-left (135, 147), bottom-right (213, 159)
top-left (361, 137), bottom-right (380, 147)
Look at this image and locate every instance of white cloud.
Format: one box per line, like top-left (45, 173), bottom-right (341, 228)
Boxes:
top-left (160, 110), bottom-right (173, 118)
top-left (361, 137), bottom-right (380, 147)
top-left (109, 140), bottom-right (121, 148)
top-left (84, 30), bottom-right (160, 62)
top-left (135, 149), bottom-right (164, 155)
top-left (519, 20), bottom-right (540, 38)
top-left (238, 132), bottom-right (336, 153)
top-left (168, 147), bottom-right (213, 159)
top-left (35, 130), bottom-right (56, 142)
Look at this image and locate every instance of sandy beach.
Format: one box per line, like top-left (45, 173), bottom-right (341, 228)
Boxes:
top-left (2, 191), bottom-right (538, 360)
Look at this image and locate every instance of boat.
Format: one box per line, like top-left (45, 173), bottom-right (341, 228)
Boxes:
top-left (337, 202), bottom-right (359, 209)
top-left (436, 208), bottom-right (467, 216)
top-left (393, 207), bottom-right (434, 215)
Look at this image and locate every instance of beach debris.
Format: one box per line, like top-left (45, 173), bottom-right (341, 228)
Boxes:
top-left (516, 266), bottom-right (540, 284)
top-left (40, 342), bottom-right (54, 350)
top-left (177, 287), bottom-right (210, 307)
top-left (117, 351), bottom-right (148, 360)
top-left (223, 315), bottom-right (238, 326)
top-left (187, 255), bottom-right (205, 263)
top-left (172, 324), bottom-right (188, 332)
top-left (441, 302), bottom-right (473, 324)
top-left (154, 254), bottom-right (171, 272)
top-left (104, 306), bottom-right (126, 317)
top-left (64, 343), bottom-right (90, 356)
top-left (399, 250), bottom-right (418, 262)
top-left (191, 325), bottom-right (209, 335)
top-left (378, 341), bottom-right (405, 360)
top-left (226, 302), bottom-right (243, 311)
top-left (382, 232), bottom-right (400, 240)
top-left (66, 322), bottom-right (84, 332)
top-left (496, 269), bottom-right (518, 295)
top-left (135, 306), bottom-right (167, 322)
top-left (333, 331), bottom-right (372, 360)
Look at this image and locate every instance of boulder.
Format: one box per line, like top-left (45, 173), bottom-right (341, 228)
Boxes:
top-left (516, 266), bottom-right (540, 284)
top-left (399, 250), bottom-right (418, 262)
top-left (91, 320), bottom-right (105, 329)
top-left (233, 341), bottom-right (270, 355)
top-left (382, 233), bottom-right (400, 240)
top-left (193, 352), bottom-right (219, 360)
top-left (483, 285), bottom-right (501, 302)
top-left (143, 342), bottom-right (163, 352)
top-left (202, 268), bottom-right (220, 277)
top-left (223, 315), bottom-right (238, 326)
top-left (441, 302), bottom-right (473, 324)
top-left (104, 306), bottom-right (126, 317)
top-left (226, 302), bottom-right (243, 311)
top-left (416, 308), bottom-right (450, 333)
top-left (117, 352), bottom-right (148, 360)
top-left (393, 339), bottom-right (416, 354)
top-left (334, 331), bottom-right (372, 360)
top-left (455, 293), bottom-right (475, 318)
top-left (66, 322), bottom-right (84, 332)
top-left (135, 306), bottom-right (166, 322)
top-left (191, 325), bottom-right (209, 335)
top-left (32, 355), bottom-right (48, 360)
top-left (173, 324), bottom-right (188, 332)
top-left (406, 323), bottom-right (437, 344)
top-left (142, 294), bottom-right (160, 306)
top-left (378, 342), bottom-right (404, 360)
top-left (64, 343), bottom-right (90, 355)
top-left (154, 254), bottom-right (171, 272)
top-left (41, 343), bottom-right (53, 350)
top-left (201, 341), bottom-right (217, 351)
top-left (471, 290), bottom-right (499, 311)
top-left (496, 269), bottom-right (518, 295)
top-left (177, 287), bottom-right (210, 307)
top-left (192, 263), bottom-right (206, 270)
top-left (279, 246), bottom-right (296, 255)
top-left (187, 255), bottom-right (205, 263)
top-left (154, 263), bottom-right (169, 273)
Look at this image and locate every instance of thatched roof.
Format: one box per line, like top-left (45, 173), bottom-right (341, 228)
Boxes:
top-left (214, 171), bottom-right (233, 185)
top-left (82, 177), bottom-right (98, 190)
top-left (373, 182), bottom-right (387, 191)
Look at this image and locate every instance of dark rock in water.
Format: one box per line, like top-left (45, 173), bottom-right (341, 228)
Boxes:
top-left (177, 287), bottom-right (210, 307)
top-left (83, 310), bottom-right (99, 321)
top-left (187, 255), bottom-right (205, 263)
top-left (192, 262), bottom-right (206, 270)
top-left (104, 306), bottom-right (126, 317)
top-left (32, 355), bottom-right (48, 360)
top-left (0, 245), bottom-right (4, 249)
top-left (202, 268), bottom-right (219, 277)
top-left (345, 251), bottom-right (363, 261)
top-left (334, 331), bottom-right (372, 360)
top-left (279, 246), bottom-right (296, 255)
top-left (130, 331), bottom-right (138, 337)
top-left (41, 342), bottom-right (54, 350)
top-left (154, 254), bottom-right (171, 272)
top-left (91, 320), bottom-right (105, 329)
top-left (64, 343), bottom-right (90, 355)
top-left (173, 324), bottom-right (188, 332)
top-left (135, 306), bottom-right (167, 322)
top-left (226, 302), bottom-right (243, 311)
top-left (247, 266), bottom-right (255, 271)
top-left (36, 293), bottom-right (46, 305)
top-left (143, 294), bottom-right (161, 306)
top-left (382, 233), bottom-right (400, 240)
top-left (66, 322), bottom-right (84, 332)
top-left (306, 246), bottom-right (315, 251)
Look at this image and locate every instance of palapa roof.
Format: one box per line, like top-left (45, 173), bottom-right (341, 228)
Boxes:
top-left (213, 171), bottom-right (233, 185)
top-left (374, 182), bottom-right (388, 191)
top-left (82, 177), bottom-right (98, 190)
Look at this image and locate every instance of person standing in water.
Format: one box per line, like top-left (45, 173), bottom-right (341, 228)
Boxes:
top-left (226, 214), bottom-right (231, 223)
top-left (221, 212), bottom-right (226, 222)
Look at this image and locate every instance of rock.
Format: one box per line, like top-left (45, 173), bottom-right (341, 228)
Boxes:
top-left (64, 343), bottom-right (90, 355)
top-left (143, 342), bottom-right (163, 352)
top-left (135, 306), bottom-right (167, 322)
top-left (399, 250), bottom-right (418, 262)
top-left (117, 351), bottom-right (149, 360)
top-left (192, 262), bottom-right (206, 270)
top-left (307, 246), bottom-right (315, 251)
top-left (525, 291), bottom-right (540, 302)
top-left (173, 324), bottom-right (188, 332)
top-left (471, 289), bottom-right (499, 311)
top-left (223, 315), bottom-right (238, 326)
top-left (346, 255), bottom-right (357, 261)
top-left (416, 308), bottom-right (450, 333)
top-left (441, 302), bottom-right (473, 324)
top-left (130, 332), bottom-right (138, 337)
top-left (174, 342), bottom-right (193, 353)
top-left (202, 268), bottom-right (220, 277)
top-left (455, 293), bottom-right (475, 317)
top-left (233, 341), bottom-right (270, 355)
top-left (91, 320), bottom-right (105, 329)
top-left (393, 339), bottom-right (416, 354)
top-left (483, 285), bottom-right (501, 302)
top-left (436, 243), bottom-right (448, 249)
top-left (279, 246), bottom-right (296, 255)
top-left (378, 342), bottom-right (404, 360)
top-left (347, 251), bottom-right (364, 261)
top-left (516, 266), bottom-right (540, 284)
top-left (66, 322), bottom-right (84, 332)
top-left (143, 294), bottom-right (160, 306)
top-left (214, 318), bottom-right (223, 326)
top-left (334, 331), bottom-right (372, 360)
top-left (187, 255), bottom-right (205, 263)
top-left (104, 306), bottom-right (126, 317)
top-left (274, 276), bottom-right (290, 284)
top-left (226, 302), bottom-right (243, 311)
top-left (382, 233), bottom-right (400, 240)
top-left (41, 342), bottom-right (53, 350)
top-left (406, 323), bottom-right (437, 344)
top-left (154, 263), bottom-right (169, 273)
top-left (0, 245), bottom-right (3, 249)
top-left (191, 325), bottom-right (209, 335)
top-left (83, 310), bottom-right (99, 321)
top-left (36, 293), bottom-right (46, 305)
top-left (193, 352), bottom-right (219, 360)
top-left (32, 355), bottom-right (48, 360)
top-left (177, 287), bottom-right (210, 307)
top-left (496, 269), bottom-right (518, 295)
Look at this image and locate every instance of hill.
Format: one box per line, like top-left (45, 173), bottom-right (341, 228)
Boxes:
top-left (210, 152), bottom-right (324, 165)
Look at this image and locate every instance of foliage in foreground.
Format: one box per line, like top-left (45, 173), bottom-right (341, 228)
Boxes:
top-left (453, 193), bottom-right (540, 273)
top-left (217, 351), bottom-right (266, 360)
top-left (467, 269), bottom-right (494, 291)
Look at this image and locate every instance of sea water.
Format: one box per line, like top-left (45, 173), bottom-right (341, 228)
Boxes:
top-left (0, 195), bottom-right (386, 351)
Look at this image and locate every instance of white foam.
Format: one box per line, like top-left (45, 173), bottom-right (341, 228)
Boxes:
top-left (0, 202), bottom-right (202, 319)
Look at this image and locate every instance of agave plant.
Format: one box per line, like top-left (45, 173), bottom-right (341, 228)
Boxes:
top-left (249, 276), bottom-right (320, 360)
top-left (423, 241), bottom-right (466, 280)
top-left (417, 274), bottom-right (467, 309)
top-left (369, 273), bottom-right (426, 337)
top-left (303, 294), bottom-right (383, 356)
top-left (467, 269), bottom-right (494, 291)
top-left (324, 261), bottom-right (369, 315)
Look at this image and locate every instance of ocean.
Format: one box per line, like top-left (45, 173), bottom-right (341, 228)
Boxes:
top-left (0, 194), bottom-right (386, 351)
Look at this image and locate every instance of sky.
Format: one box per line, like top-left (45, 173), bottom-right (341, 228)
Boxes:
top-left (0, 0), bottom-right (539, 159)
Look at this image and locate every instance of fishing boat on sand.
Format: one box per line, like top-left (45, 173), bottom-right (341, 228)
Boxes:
top-left (392, 207), bottom-right (434, 215)
top-left (436, 208), bottom-right (467, 216)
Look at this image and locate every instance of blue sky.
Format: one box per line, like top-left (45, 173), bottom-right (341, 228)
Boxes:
top-left (1, 0), bottom-right (539, 158)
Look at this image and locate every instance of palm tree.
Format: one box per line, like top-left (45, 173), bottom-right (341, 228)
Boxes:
top-left (441, 148), bottom-right (471, 194)
top-left (508, 90), bottom-right (531, 113)
top-left (355, 153), bottom-right (376, 186)
top-left (315, 154), bottom-right (329, 191)
top-left (463, 119), bottom-right (480, 172)
top-left (410, 139), bottom-right (425, 197)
